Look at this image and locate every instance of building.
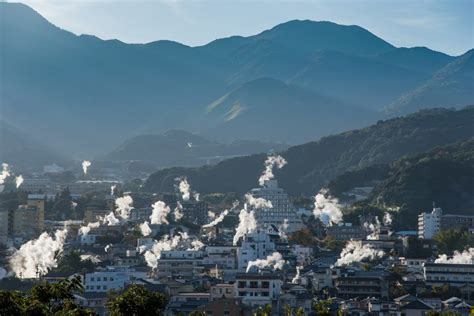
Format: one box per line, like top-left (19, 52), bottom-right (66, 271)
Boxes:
top-left (0, 208), bottom-right (12, 244)
top-left (237, 231), bottom-right (276, 270)
top-left (166, 293), bottom-right (210, 314)
top-left (335, 269), bottom-right (391, 299)
top-left (27, 194), bottom-right (45, 231)
top-left (418, 207), bottom-right (443, 239)
top-left (194, 298), bottom-right (246, 316)
top-left (423, 263), bottom-right (474, 289)
top-left (156, 250), bottom-right (204, 280)
top-left (234, 273), bottom-right (282, 308)
top-left (83, 266), bottom-right (146, 293)
top-left (441, 214), bottom-right (474, 230)
top-left (181, 201), bottom-right (209, 226)
top-left (84, 207), bottom-right (110, 224)
top-left (326, 223), bottom-right (367, 241)
top-left (12, 205), bottom-right (42, 238)
top-left (248, 179), bottom-right (303, 232)
top-left (210, 283), bottom-right (235, 300)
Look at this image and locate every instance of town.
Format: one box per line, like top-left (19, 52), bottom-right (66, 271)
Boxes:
top-left (0, 156), bottom-right (472, 316)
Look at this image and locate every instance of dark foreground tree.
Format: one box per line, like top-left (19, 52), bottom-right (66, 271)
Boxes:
top-left (0, 275), bottom-right (94, 315)
top-left (108, 285), bottom-right (168, 316)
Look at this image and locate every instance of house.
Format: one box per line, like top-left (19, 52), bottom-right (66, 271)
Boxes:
top-left (234, 273), bottom-right (282, 308)
top-left (193, 298), bottom-right (246, 316)
top-left (400, 299), bottom-right (433, 316)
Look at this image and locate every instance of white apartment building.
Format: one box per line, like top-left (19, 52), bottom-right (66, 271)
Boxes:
top-left (237, 231), bottom-right (276, 270)
top-left (249, 179), bottom-right (303, 232)
top-left (234, 273), bottom-right (282, 308)
top-left (203, 246), bottom-right (236, 269)
top-left (156, 250), bottom-right (204, 279)
top-left (84, 266), bottom-right (146, 292)
top-left (423, 263), bottom-right (474, 288)
top-left (418, 207), bottom-right (443, 239)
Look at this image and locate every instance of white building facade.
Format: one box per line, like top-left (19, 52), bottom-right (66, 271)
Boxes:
top-left (249, 180), bottom-right (303, 232)
top-left (418, 207), bottom-right (442, 239)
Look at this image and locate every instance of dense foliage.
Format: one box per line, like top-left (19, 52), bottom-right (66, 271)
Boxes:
top-left (145, 107), bottom-right (474, 195)
top-left (107, 285), bottom-right (168, 316)
top-left (0, 276), bottom-right (93, 315)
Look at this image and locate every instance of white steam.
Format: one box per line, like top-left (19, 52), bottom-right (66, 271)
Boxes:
top-left (0, 163), bottom-right (11, 184)
top-left (313, 189), bottom-right (343, 226)
top-left (9, 229), bottom-right (68, 279)
top-left (335, 240), bottom-right (385, 267)
top-left (15, 175), bottom-right (24, 188)
top-left (110, 185), bottom-right (116, 196)
top-left (176, 177), bottom-right (191, 201)
top-left (115, 195), bottom-right (134, 220)
top-left (246, 252), bottom-right (285, 272)
top-left (173, 202), bottom-right (184, 221)
top-left (82, 160), bottom-right (91, 175)
top-left (383, 212), bottom-right (392, 226)
top-left (140, 221), bottom-right (152, 237)
top-left (203, 210), bottom-right (229, 228)
top-left (142, 232), bottom-right (200, 269)
top-left (245, 193), bottom-right (273, 209)
top-left (435, 248), bottom-right (473, 264)
top-left (233, 208), bottom-right (257, 245)
top-left (258, 155), bottom-right (287, 186)
top-left (150, 201), bottom-right (171, 225)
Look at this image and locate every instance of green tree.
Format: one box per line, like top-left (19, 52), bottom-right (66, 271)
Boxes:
top-left (108, 285), bottom-right (168, 316)
top-left (0, 276), bottom-right (92, 315)
top-left (434, 228), bottom-right (473, 254)
top-left (314, 299), bottom-right (332, 316)
top-left (252, 304), bottom-right (272, 316)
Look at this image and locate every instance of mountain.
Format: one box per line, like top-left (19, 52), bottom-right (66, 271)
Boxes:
top-left (386, 50), bottom-right (474, 114)
top-left (371, 138), bottom-right (474, 215)
top-left (288, 50), bottom-right (431, 109)
top-left (1, 3), bottom-right (468, 158)
top-left (0, 121), bottom-right (63, 168)
top-left (104, 129), bottom-right (288, 168)
top-left (374, 47), bottom-right (454, 75)
top-left (144, 107), bottom-right (474, 195)
top-left (204, 77), bottom-right (376, 143)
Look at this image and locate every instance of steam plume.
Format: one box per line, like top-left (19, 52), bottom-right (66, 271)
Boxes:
top-left (140, 221), bottom-right (152, 237)
top-left (313, 189), bottom-right (343, 226)
top-left (245, 193), bottom-right (273, 209)
top-left (246, 252), bottom-right (285, 272)
top-left (143, 232), bottom-right (194, 269)
top-left (383, 212), bottom-right (392, 226)
top-left (233, 208), bottom-right (257, 245)
top-left (115, 195), bottom-right (134, 220)
top-left (203, 210), bottom-right (229, 228)
top-left (176, 177), bottom-right (191, 201)
top-left (335, 240), bottom-right (385, 266)
top-left (258, 155), bottom-right (287, 186)
top-left (150, 201), bottom-right (171, 225)
top-left (435, 248), bottom-right (473, 264)
top-left (0, 163), bottom-right (11, 184)
top-left (15, 175), bottom-right (24, 188)
top-left (173, 202), bottom-right (184, 221)
top-left (9, 229), bottom-right (68, 279)
top-left (82, 160), bottom-right (91, 175)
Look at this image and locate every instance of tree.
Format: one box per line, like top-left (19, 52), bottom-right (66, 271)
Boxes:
top-left (314, 299), bottom-right (333, 316)
top-left (108, 285), bottom-right (168, 316)
top-left (0, 276), bottom-right (93, 315)
top-left (289, 228), bottom-right (314, 246)
top-left (434, 228), bottom-right (473, 254)
top-left (252, 304), bottom-right (272, 316)
top-left (52, 251), bottom-right (96, 274)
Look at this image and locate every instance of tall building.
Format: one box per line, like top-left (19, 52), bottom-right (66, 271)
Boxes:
top-left (27, 194), bottom-right (46, 231)
top-left (248, 180), bottom-right (303, 232)
top-left (13, 205), bottom-right (41, 238)
top-left (418, 207), bottom-right (442, 239)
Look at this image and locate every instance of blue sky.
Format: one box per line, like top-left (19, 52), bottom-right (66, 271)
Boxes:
top-left (16, 0), bottom-right (474, 56)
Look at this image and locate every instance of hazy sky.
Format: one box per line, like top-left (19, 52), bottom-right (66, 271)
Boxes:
top-left (15, 0), bottom-right (474, 56)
